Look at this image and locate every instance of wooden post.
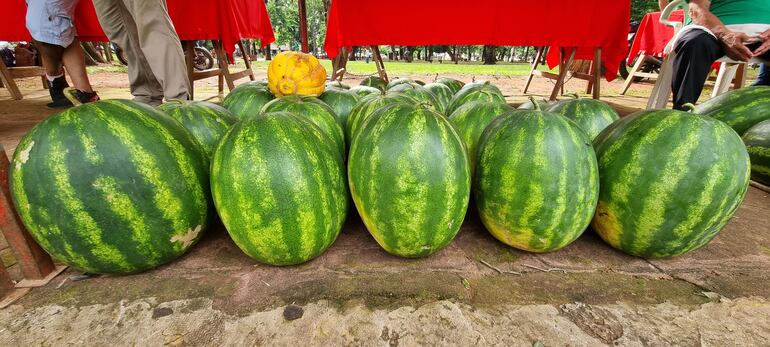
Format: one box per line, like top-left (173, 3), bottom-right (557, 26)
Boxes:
top-left (0, 58), bottom-right (22, 100)
top-left (0, 147), bottom-right (55, 280)
top-left (550, 48), bottom-right (576, 101)
top-left (592, 48), bottom-right (601, 99)
top-left (298, 0), bottom-right (309, 53)
top-left (371, 46), bottom-right (388, 82)
top-left (523, 46), bottom-right (545, 93)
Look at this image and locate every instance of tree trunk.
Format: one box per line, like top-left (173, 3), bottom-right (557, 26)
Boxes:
top-left (483, 45), bottom-right (497, 65)
top-left (82, 42), bottom-right (107, 64)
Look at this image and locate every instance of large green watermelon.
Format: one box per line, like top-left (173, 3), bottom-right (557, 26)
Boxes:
top-left (694, 86), bottom-right (770, 135)
top-left (211, 112), bottom-right (348, 265)
top-left (232, 80), bottom-right (268, 93)
top-left (262, 96), bottom-right (346, 156)
top-left (222, 84), bottom-right (275, 120)
top-left (319, 88), bottom-right (360, 129)
top-left (386, 83), bottom-right (440, 111)
top-left (348, 103), bottom-right (470, 257)
top-left (445, 81), bottom-right (506, 115)
top-left (475, 109), bottom-right (599, 252)
top-left (547, 97), bottom-right (619, 140)
top-left (157, 100), bottom-right (237, 158)
top-left (435, 77), bottom-right (465, 94)
top-left (592, 109), bottom-right (750, 258)
top-left (345, 93), bottom-right (415, 144)
top-left (326, 81), bottom-right (351, 90)
top-left (386, 78), bottom-right (424, 90)
top-left (349, 85), bottom-right (382, 98)
top-left (9, 100), bottom-right (213, 274)
top-left (517, 98), bottom-right (551, 110)
top-left (424, 83), bottom-right (454, 114)
top-left (743, 119), bottom-right (770, 185)
top-left (449, 101), bottom-right (515, 173)
top-left (360, 76), bottom-right (388, 91)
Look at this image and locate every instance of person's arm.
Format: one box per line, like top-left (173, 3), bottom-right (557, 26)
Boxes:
top-left (754, 29), bottom-right (770, 57)
top-left (689, 0), bottom-right (753, 61)
top-left (658, 0), bottom-right (669, 11)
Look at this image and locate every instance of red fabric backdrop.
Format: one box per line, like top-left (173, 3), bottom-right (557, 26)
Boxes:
top-left (2, 0), bottom-right (275, 54)
top-left (627, 10), bottom-right (685, 64)
top-left (324, 0), bottom-right (631, 81)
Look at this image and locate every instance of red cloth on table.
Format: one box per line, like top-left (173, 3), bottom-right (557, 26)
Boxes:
top-left (324, 0), bottom-right (631, 81)
top-left (627, 10), bottom-right (685, 65)
top-left (2, 0), bottom-right (275, 56)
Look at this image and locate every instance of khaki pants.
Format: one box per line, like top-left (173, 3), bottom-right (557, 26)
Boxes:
top-left (93, 0), bottom-right (190, 104)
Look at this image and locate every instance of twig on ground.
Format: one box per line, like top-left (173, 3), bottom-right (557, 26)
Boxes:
top-left (522, 264), bottom-right (567, 273)
top-left (480, 259), bottom-right (521, 275)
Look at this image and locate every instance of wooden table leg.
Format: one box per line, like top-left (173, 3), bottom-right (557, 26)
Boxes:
top-left (237, 40), bottom-right (256, 82)
top-left (592, 47), bottom-right (601, 99)
top-left (183, 41), bottom-right (196, 100)
top-left (214, 40), bottom-right (236, 91)
top-left (523, 46), bottom-right (544, 94)
top-left (332, 47), bottom-right (349, 81)
top-left (0, 59), bottom-right (23, 100)
top-left (550, 48), bottom-right (576, 101)
top-left (371, 46), bottom-right (388, 82)
top-left (620, 54), bottom-right (647, 95)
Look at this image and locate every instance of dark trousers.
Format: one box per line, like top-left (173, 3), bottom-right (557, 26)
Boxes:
top-left (754, 64), bottom-right (769, 86)
top-left (672, 29), bottom-right (770, 110)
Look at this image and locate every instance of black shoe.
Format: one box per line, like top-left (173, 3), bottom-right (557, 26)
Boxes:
top-left (47, 76), bottom-right (73, 108)
top-left (64, 88), bottom-right (100, 106)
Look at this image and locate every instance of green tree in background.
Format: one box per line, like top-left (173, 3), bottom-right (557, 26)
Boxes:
top-left (631, 0), bottom-right (662, 21)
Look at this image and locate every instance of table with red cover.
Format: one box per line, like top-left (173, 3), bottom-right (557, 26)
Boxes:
top-left (627, 10), bottom-right (685, 65)
top-left (2, 0), bottom-right (275, 55)
top-left (324, 0), bottom-right (631, 81)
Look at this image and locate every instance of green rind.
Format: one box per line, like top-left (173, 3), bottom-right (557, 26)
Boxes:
top-left (348, 103), bottom-right (471, 258)
top-left (211, 112), bottom-right (348, 266)
top-left (547, 98), bottom-right (619, 140)
top-left (743, 119), bottom-right (770, 185)
top-left (158, 101), bottom-right (237, 158)
top-left (435, 78), bottom-right (465, 95)
top-left (386, 84), bottom-right (440, 111)
top-left (9, 100), bottom-right (212, 274)
top-left (345, 93), bottom-right (415, 145)
top-left (592, 109), bottom-right (751, 258)
top-left (349, 85), bottom-right (382, 98)
top-left (326, 81), bottom-right (351, 90)
top-left (448, 101), bottom-right (515, 174)
top-left (474, 110), bottom-right (599, 252)
top-left (360, 76), bottom-right (388, 91)
top-left (319, 88), bottom-right (360, 130)
top-left (262, 95), bottom-right (346, 157)
top-left (424, 83), bottom-right (454, 114)
top-left (517, 98), bottom-right (551, 110)
top-left (222, 85), bottom-right (275, 120)
top-left (694, 86), bottom-right (770, 135)
top-left (386, 78), bottom-right (424, 90)
top-left (445, 81), bottom-right (506, 115)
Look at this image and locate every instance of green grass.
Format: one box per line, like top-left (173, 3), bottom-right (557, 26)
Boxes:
top-left (251, 60), bottom-right (536, 76)
top-left (86, 63), bottom-right (128, 74)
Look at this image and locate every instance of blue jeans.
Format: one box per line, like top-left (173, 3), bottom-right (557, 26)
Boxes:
top-left (754, 64), bottom-right (769, 86)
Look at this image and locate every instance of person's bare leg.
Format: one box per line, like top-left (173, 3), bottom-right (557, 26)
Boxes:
top-left (61, 38), bottom-right (93, 92)
top-left (34, 40), bottom-right (65, 77)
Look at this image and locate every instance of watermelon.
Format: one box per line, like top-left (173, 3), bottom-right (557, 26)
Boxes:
top-left (349, 85), bottom-right (382, 98)
top-left (445, 81), bottom-right (506, 115)
top-left (386, 78), bottom-right (424, 90)
top-left (232, 80), bottom-right (268, 92)
top-left (546, 97), bottom-right (619, 140)
top-left (157, 100), bottom-right (237, 158)
top-left (592, 109), bottom-right (750, 258)
top-left (326, 81), bottom-right (351, 90)
top-left (424, 83), bottom-right (454, 114)
top-left (9, 100), bottom-right (212, 274)
top-left (517, 98), bottom-right (550, 110)
top-left (435, 77), bottom-right (465, 94)
top-left (386, 83), bottom-right (440, 111)
top-left (360, 76), bottom-right (388, 91)
top-left (222, 84), bottom-right (275, 120)
top-left (743, 119), bottom-right (770, 185)
top-left (694, 86), bottom-right (770, 135)
top-left (348, 103), bottom-right (470, 257)
top-left (319, 88), bottom-right (360, 130)
top-left (211, 112), bottom-right (348, 265)
top-left (448, 101), bottom-right (515, 173)
top-left (261, 96), bottom-right (346, 157)
top-left (475, 108), bottom-right (599, 252)
top-left (345, 93), bottom-right (415, 144)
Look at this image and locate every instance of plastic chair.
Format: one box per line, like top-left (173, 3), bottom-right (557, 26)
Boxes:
top-left (647, 0), bottom-right (767, 109)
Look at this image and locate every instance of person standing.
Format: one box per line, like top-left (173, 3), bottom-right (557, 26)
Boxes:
top-left (25, 0), bottom-right (100, 108)
top-left (754, 63), bottom-right (769, 86)
top-left (92, 0), bottom-right (190, 106)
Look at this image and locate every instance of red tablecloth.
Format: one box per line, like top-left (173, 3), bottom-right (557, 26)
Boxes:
top-left (324, 0), bottom-right (630, 81)
top-left (627, 10), bottom-right (685, 64)
top-left (2, 0), bottom-right (275, 55)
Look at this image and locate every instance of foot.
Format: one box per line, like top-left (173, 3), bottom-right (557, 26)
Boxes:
top-left (63, 88), bottom-right (100, 106)
top-left (47, 76), bottom-right (73, 109)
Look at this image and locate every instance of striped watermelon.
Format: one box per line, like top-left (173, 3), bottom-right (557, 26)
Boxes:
top-left (435, 77), bottom-right (465, 94)
top-left (446, 81), bottom-right (506, 115)
top-left (517, 98), bottom-right (551, 110)
top-left (349, 85), bottom-right (382, 98)
top-left (157, 100), bottom-right (237, 158)
top-left (326, 81), bottom-right (351, 90)
top-left (592, 109), bottom-right (750, 258)
top-left (232, 80), bottom-right (268, 92)
top-left (546, 97), bottom-right (619, 140)
top-left (348, 103), bottom-right (470, 257)
top-left (387, 83), bottom-right (440, 111)
top-left (386, 78), bottom-right (424, 90)
top-left (211, 112), bottom-right (347, 265)
top-left (424, 83), bottom-right (454, 114)
top-left (345, 93), bottom-right (415, 144)
top-left (262, 95), bottom-right (346, 156)
top-left (319, 88), bottom-right (360, 130)
top-left (743, 119), bottom-right (770, 185)
top-left (360, 76), bottom-right (388, 91)
top-left (475, 109), bottom-right (599, 252)
top-left (222, 84), bottom-right (275, 120)
top-left (694, 86), bottom-right (770, 135)
top-left (448, 101), bottom-right (514, 173)
top-left (9, 100), bottom-right (212, 274)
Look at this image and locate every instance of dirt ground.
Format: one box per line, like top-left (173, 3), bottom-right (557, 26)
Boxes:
top-left (1, 69), bottom-right (769, 346)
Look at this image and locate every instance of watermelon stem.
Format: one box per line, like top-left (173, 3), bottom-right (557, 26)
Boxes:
top-left (566, 93), bottom-right (579, 99)
top-left (681, 103), bottom-right (696, 113)
top-left (527, 96), bottom-right (542, 111)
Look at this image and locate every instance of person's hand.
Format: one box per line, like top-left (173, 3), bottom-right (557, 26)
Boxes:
top-left (716, 30), bottom-right (754, 61)
top-left (753, 29), bottom-right (770, 57)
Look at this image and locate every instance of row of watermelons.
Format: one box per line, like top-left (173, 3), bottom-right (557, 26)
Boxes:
top-left (8, 77), bottom-right (770, 274)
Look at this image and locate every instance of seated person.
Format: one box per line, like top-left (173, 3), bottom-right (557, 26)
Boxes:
top-left (754, 63), bottom-right (768, 86)
top-left (670, 0), bottom-right (770, 109)
top-left (26, 0), bottom-right (99, 108)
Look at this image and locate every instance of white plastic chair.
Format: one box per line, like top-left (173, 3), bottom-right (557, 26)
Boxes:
top-left (647, 0), bottom-right (767, 109)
